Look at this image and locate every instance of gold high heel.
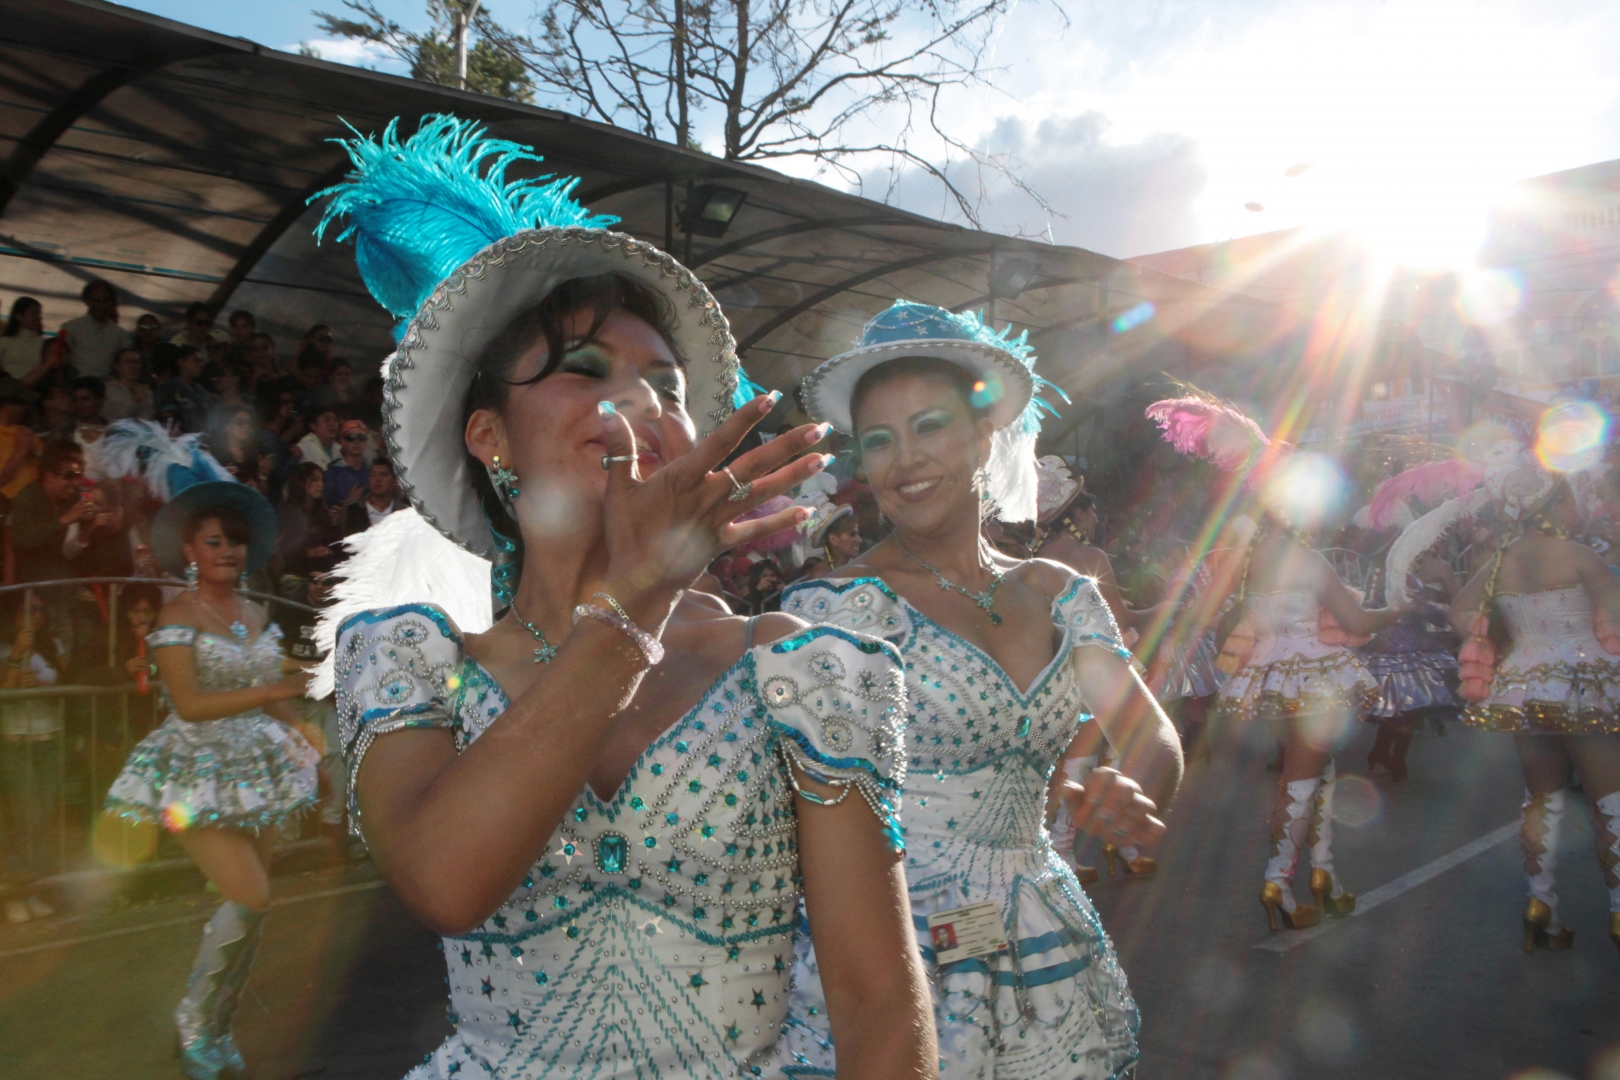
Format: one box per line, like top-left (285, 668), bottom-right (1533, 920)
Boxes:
top-left (1309, 868), bottom-right (1356, 916)
top-left (1522, 898), bottom-right (1574, 952)
top-left (1102, 843), bottom-right (1158, 877)
top-left (1073, 864), bottom-right (1099, 885)
top-left (1259, 881), bottom-right (1320, 932)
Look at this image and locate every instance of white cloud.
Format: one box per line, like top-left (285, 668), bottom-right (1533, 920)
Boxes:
top-left (289, 37), bottom-right (410, 75)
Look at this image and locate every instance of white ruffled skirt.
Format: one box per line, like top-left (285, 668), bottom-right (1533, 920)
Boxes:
top-left (105, 711), bottom-right (319, 831)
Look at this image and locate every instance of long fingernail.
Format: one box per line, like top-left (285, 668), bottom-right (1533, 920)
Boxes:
top-left (809, 454), bottom-right (832, 472)
top-left (804, 423), bottom-right (829, 445)
top-left (598, 401), bottom-right (616, 417)
top-left (760, 391), bottom-right (781, 413)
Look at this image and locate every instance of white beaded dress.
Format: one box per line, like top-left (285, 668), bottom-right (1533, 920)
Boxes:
top-left (766, 575), bottom-right (1140, 1080)
top-left (1467, 586), bottom-right (1620, 734)
top-left (106, 623), bottom-right (319, 831)
top-left (334, 603), bottom-right (907, 1080)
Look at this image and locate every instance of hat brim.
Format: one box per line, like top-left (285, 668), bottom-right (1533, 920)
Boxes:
top-left (800, 339), bottom-right (1033, 435)
top-left (384, 227), bottom-right (740, 560)
top-left (808, 503), bottom-right (856, 547)
top-left (151, 481), bottom-right (277, 577)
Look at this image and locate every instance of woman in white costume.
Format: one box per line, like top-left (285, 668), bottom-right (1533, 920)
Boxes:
top-left (768, 302), bottom-right (1183, 1080)
top-left (313, 116), bottom-right (935, 1079)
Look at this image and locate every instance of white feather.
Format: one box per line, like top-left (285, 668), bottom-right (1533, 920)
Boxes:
top-left (986, 428), bottom-right (1039, 523)
top-left (309, 507), bottom-right (492, 699)
top-left (1384, 489), bottom-right (1488, 608)
top-left (98, 420), bottom-right (232, 500)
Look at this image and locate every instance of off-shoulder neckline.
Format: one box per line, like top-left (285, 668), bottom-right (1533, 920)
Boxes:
top-left (151, 622), bottom-right (279, 648)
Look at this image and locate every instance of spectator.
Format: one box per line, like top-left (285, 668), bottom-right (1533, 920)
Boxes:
top-left (0, 296), bottom-right (45, 384)
top-left (103, 346), bottom-right (155, 422)
top-left (68, 376), bottom-right (110, 479)
top-left (342, 458), bottom-right (405, 534)
top-left (169, 301), bottom-right (223, 350)
top-left (738, 560), bottom-right (784, 616)
top-left (256, 384), bottom-right (303, 499)
top-left (10, 443), bottom-right (95, 660)
top-left (323, 419), bottom-right (371, 506)
top-left (225, 309), bottom-right (255, 364)
top-left (0, 381), bottom-right (40, 513)
top-left (1, 591), bottom-right (65, 923)
top-left (79, 582), bottom-right (162, 735)
top-left (292, 324), bottom-right (335, 374)
top-left (288, 349), bottom-right (328, 414)
top-left (313, 357), bottom-right (356, 411)
top-left (207, 362), bottom-right (249, 409)
top-left (294, 405), bottom-right (340, 469)
top-left (203, 334), bottom-right (233, 382)
top-left (35, 384), bottom-right (73, 440)
top-left (57, 278), bottom-right (131, 379)
top-left (245, 331), bottom-right (278, 391)
top-left (133, 313), bottom-right (163, 374)
top-left (145, 341), bottom-right (180, 383)
top-left (356, 374), bottom-right (385, 431)
top-left (154, 344), bottom-right (215, 434)
top-left (277, 461), bottom-right (341, 579)
top-left (206, 404), bottom-right (267, 492)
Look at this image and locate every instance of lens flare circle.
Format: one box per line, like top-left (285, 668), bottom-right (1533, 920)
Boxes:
top-left (1262, 452), bottom-right (1348, 529)
top-left (1455, 267), bottom-right (1524, 326)
top-left (1112, 302), bottom-right (1156, 334)
top-left (1535, 401), bottom-right (1609, 474)
top-left (160, 801), bottom-right (195, 832)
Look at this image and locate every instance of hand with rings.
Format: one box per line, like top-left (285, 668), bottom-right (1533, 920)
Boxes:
top-left (595, 391), bottom-right (833, 621)
top-left (1055, 766), bottom-right (1165, 850)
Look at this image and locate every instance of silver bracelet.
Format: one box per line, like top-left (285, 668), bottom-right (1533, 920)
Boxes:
top-left (572, 601), bottom-right (665, 666)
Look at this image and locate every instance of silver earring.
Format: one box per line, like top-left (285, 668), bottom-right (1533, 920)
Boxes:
top-left (185, 562), bottom-right (199, 593)
top-left (238, 571), bottom-right (249, 591)
top-left (489, 455), bottom-right (521, 503)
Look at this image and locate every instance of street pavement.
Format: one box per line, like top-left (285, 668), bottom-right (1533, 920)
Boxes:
top-left (2, 716), bottom-right (1618, 1079)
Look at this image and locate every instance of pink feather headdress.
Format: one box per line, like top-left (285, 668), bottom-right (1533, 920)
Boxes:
top-left (726, 496), bottom-right (800, 557)
top-left (1362, 460), bottom-right (1486, 532)
top-left (1144, 396), bottom-right (1271, 473)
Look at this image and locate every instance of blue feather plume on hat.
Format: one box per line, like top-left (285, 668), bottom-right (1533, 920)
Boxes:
top-left (310, 114), bottom-right (620, 326)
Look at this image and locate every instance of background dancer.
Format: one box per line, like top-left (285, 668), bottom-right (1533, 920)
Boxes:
top-left (102, 453), bottom-right (317, 1080)
top-left (772, 301), bottom-right (1182, 1080)
top-left (1433, 454), bottom-right (1620, 955)
top-left (1146, 394), bottom-right (1400, 932)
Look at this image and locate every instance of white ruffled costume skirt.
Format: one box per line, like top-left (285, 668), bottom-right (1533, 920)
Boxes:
top-left (105, 711), bottom-right (319, 831)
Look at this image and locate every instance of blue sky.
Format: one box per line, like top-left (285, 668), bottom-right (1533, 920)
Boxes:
top-left (124, 0), bottom-right (1620, 262)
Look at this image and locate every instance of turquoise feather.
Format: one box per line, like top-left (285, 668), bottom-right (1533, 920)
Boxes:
top-left (310, 114), bottom-right (619, 322)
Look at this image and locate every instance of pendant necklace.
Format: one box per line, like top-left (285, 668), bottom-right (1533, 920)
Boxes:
top-left (509, 602), bottom-right (558, 664)
top-left (199, 592), bottom-right (249, 642)
top-left (899, 542), bottom-right (1006, 625)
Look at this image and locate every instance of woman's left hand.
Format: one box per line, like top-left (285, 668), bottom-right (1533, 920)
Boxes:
top-left (1054, 766), bottom-right (1165, 849)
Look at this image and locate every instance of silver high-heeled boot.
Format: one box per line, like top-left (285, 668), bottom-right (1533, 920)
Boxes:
top-left (176, 902), bottom-right (265, 1079)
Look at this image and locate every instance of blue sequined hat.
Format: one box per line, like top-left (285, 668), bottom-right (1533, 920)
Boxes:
top-left (800, 301), bottom-right (1064, 521)
top-left (311, 115), bottom-right (763, 560)
top-left (152, 482), bottom-right (277, 577)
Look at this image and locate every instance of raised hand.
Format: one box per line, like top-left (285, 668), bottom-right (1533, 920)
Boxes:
top-left (597, 393), bottom-right (829, 616)
top-left (1055, 766), bottom-right (1166, 850)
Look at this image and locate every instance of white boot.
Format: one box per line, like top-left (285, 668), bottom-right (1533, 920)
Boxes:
top-left (1593, 791), bottom-right (1620, 955)
top-left (1308, 761), bottom-right (1354, 913)
top-left (1521, 788), bottom-right (1573, 950)
top-left (1260, 777), bottom-right (1321, 929)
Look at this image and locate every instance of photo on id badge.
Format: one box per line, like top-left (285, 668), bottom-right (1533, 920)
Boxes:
top-left (926, 901), bottom-right (1009, 966)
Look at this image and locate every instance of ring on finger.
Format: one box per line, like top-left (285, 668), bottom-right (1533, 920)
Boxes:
top-left (720, 466), bottom-right (753, 502)
top-left (601, 454), bottom-right (636, 470)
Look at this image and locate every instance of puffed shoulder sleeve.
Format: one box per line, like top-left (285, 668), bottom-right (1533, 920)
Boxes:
top-left (147, 625), bottom-right (197, 649)
top-left (755, 625), bottom-right (909, 851)
top-left (333, 604), bottom-right (465, 832)
top-left (1057, 576), bottom-right (1133, 662)
top-left (779, 577), bottom-right (909, 643)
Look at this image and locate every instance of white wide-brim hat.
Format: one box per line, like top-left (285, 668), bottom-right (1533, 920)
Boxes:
top-left (800, 302), bottom-right (1034, 435)
top-left (384, 227), bottom-right (742, 560)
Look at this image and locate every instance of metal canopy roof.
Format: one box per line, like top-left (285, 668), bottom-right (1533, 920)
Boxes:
top-left (0, 0), bottom-right (1285, 447)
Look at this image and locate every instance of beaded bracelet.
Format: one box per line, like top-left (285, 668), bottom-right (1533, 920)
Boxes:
top-left (572, 597), bottom-right (665, 666)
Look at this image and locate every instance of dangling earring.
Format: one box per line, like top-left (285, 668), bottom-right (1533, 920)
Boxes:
top-left (489, 455), bottom-right (521, 503)
top-left (185, 562), bottom-right (198, 592)
top-left (238, 571), bottom-right (249, 592)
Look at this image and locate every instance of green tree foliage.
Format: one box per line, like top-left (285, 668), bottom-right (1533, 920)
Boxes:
top-left (315, 0), bottom-right (535, 103)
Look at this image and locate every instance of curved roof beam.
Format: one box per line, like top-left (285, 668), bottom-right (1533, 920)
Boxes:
top-left (687, 217), bottom-right (919, 269)
top-left (0, 47), bottom-right (221, 217)
top-left (736, 250), bottom-right (986, 355)
top-left (205, 160), bottom-right (354, 315)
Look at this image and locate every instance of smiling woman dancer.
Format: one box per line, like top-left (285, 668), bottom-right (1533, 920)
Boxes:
top-left (311, 116), bottom-right (934, 1080)
top-left (768, 303), bottom-right (1183, 1080)
top-left (103, 463), bottom-right (318, 1080)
